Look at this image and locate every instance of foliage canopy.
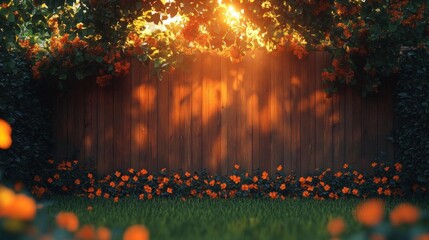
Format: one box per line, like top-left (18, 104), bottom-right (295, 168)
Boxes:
top-left (0, 0), bottom-right (428, 93)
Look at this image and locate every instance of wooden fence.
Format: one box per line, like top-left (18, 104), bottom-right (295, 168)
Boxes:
top-left (52, 51), bottom-right (394, 175)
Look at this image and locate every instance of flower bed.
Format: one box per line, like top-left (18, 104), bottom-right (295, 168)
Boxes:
top-left (31, 160), bottom-right (426, 202)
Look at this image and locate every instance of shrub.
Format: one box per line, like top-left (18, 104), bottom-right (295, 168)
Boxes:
top-left (0, 49), bottom-right (53, 183)
top-left (394, 49), bottom-right (429, 189)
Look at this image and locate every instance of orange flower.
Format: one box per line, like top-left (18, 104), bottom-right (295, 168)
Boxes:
top-left (324, 185), bottom-right (331, 191)
top-left (115, 171), bottom-right (121, 178)
top-left (96, 188), bottom-right (102, 197)
top-left (96, 227), bottom-right (111, 240)
top-left (302, 191), bottom-right (310, 198)
top-left (383, 189), bottom-right (391, 196)
top-left (88, 173), bottom-right (93, 179)
top-left (139, 194), bottom-right (145, 200)
top-left (148, 175), bottom-right (154, 181)
top-left (140, 169), bottom-right (148, 175)
top-left (384, 167), bottom-right (390, 171)
top-left (76, 22), bottom-right (84, 30)
top-left (261, 171), bottom-right (269, 180)
top-left (277, 165), bottom-right (283, 171)
top-left (415, 234), bottom-right (429, 240)
top-left (128, 168), bottom-right (135, 174)
top-left (394, 163), bottom-right (402, 172)
top-left (393, 175), bottom-right (400, 181)
top-left (371, 162), bottom-right (377, 168)
top-left (123, 225), bottom-right (150, 240)
top-left (184, 172), bottom-right (191, 177)
top-left (121, 175), bottom-right (130, 182)
top-left (241, 184), bottom-right (249, 191)
top-left (343, 163), bottom-right (349, 169)
top-left (305, 176), bottom-right (313, 182)
top-left (342, 187), bottom-right (350, 194)
top-left (167, 187), bottom-right (173, 194)
top-left (389, 203), bottom-right (420, 226)
top-left (114, 197), bottom-right (119, 203)
top-left (220, 183), bottom-right (227, 190)
top-left (87, 206), bottom-right (93, 211)
top-left (75, 179), bottom-right (81, 185)
top-left (133, 176), bottom-right (138, 182)
top-left (75, 225), bottom-right (95, 239)
top-left (47, 178), bottom-right (53, 184)
top-left (335, 172), bottom-right (342, 178)
top-left (327, 217), bottom-right (345, 237)
top-left (299, 177), bottom-right (305, 184)
top-left (193, 175), bottom-right (199, 181)
top-left (109, 181), bottom-right (116, 188)
top-left (103, 193), bottom-right (110, 199)
top-left (373, 177), bottom-right (381, 184)
top-left (377, 187), bottom-right (383, 195)
top-left (234, 164), bottom-right (240, 170)
top-left (54, 174), bottom-right (60, 180)
top-left (352, 189), bottom-right (359, 196)
top-left (34, 175), bottom-right (41, 182)
top-left (56, 212), bottom-right (79, 232)
top-left (0, 119), bottom-right (12, 149)
top-left (354, 199), bottom-right (385, 227)
top-left (252, 176), bottom-right (259, 183)
top-left (269, 192), bottom-right (278, 199)
top-left (381, 177), bottom-right (388, 184)
top-left (0, 190), bottom-right (37, 221)
top-left (144, 185), bottom-right (152, 193)
top-left (280, 183), bottom-right (286, 190)
top-left (229, 175), bottom-right (241, 184)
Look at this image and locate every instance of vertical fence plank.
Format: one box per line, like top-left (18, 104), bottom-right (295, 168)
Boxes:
top-left (84, 80), bottom-right (98, 169)
top-left (169, 71), bottom-right (179, 172)
top-left (241, 57), bottom-right (253, 173)
top-left (323, 55), bottom-right (334, 171)
top-left (181, 67), bottom-right (193, 172)
top-left (290, 54), bottom-right (301, 174)
top-left (158, 74), bottom-right (170, 171)
top-left (270, 52), bottom-right (284, 172)
top-left (130, 58), bottom-right (142, 171)
top-left (220, 58), bottom-right (228, 175)
top-left (332, 85), bottom-right (346, 171)
top-left (362, 94), bottom-right (378, 171)
top-left (209, 55), bottom-right (222, 174)
top-left (113, 77), bottom-right (125, 171)
top-left (123, 72), bottom-right (132, 171)
top-left (351, 83), bottom-right (362, 171)
top-left (225, 58), bottom-right (237, 172)
top-left (97, 85), bottom-right (105, 174)
top-left (236, 59), bottom-right (248, 171)
top-left (314, 52), bottom-right (326, 170)
top-left (104, 84), bottom-right (114, 174)
top-left (282, 52), bottom-right (292, 174)
top-left (251, 52), bottom-right (261, 171)
top-left (259, 52), bottom-right (271, 172)
top-left (191, 57), bottom-right (202, 173)
top-left (148, 65), bottom-right (159, 173)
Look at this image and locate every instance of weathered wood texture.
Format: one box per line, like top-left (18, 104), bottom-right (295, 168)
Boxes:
top-left (53, 51), bottom-right (394, 175)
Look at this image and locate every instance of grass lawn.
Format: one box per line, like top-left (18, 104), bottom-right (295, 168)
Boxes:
top-left (44, 197), bottom-right (429, 240)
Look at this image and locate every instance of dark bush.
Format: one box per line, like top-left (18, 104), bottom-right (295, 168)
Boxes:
top-left (0, 49), bottom-right (53, 183)
top-left (394, 49), bottom-right (429, 188)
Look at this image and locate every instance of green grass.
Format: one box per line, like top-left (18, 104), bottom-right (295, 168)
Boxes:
top-left (44, 197), bottom-right (429, 240)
